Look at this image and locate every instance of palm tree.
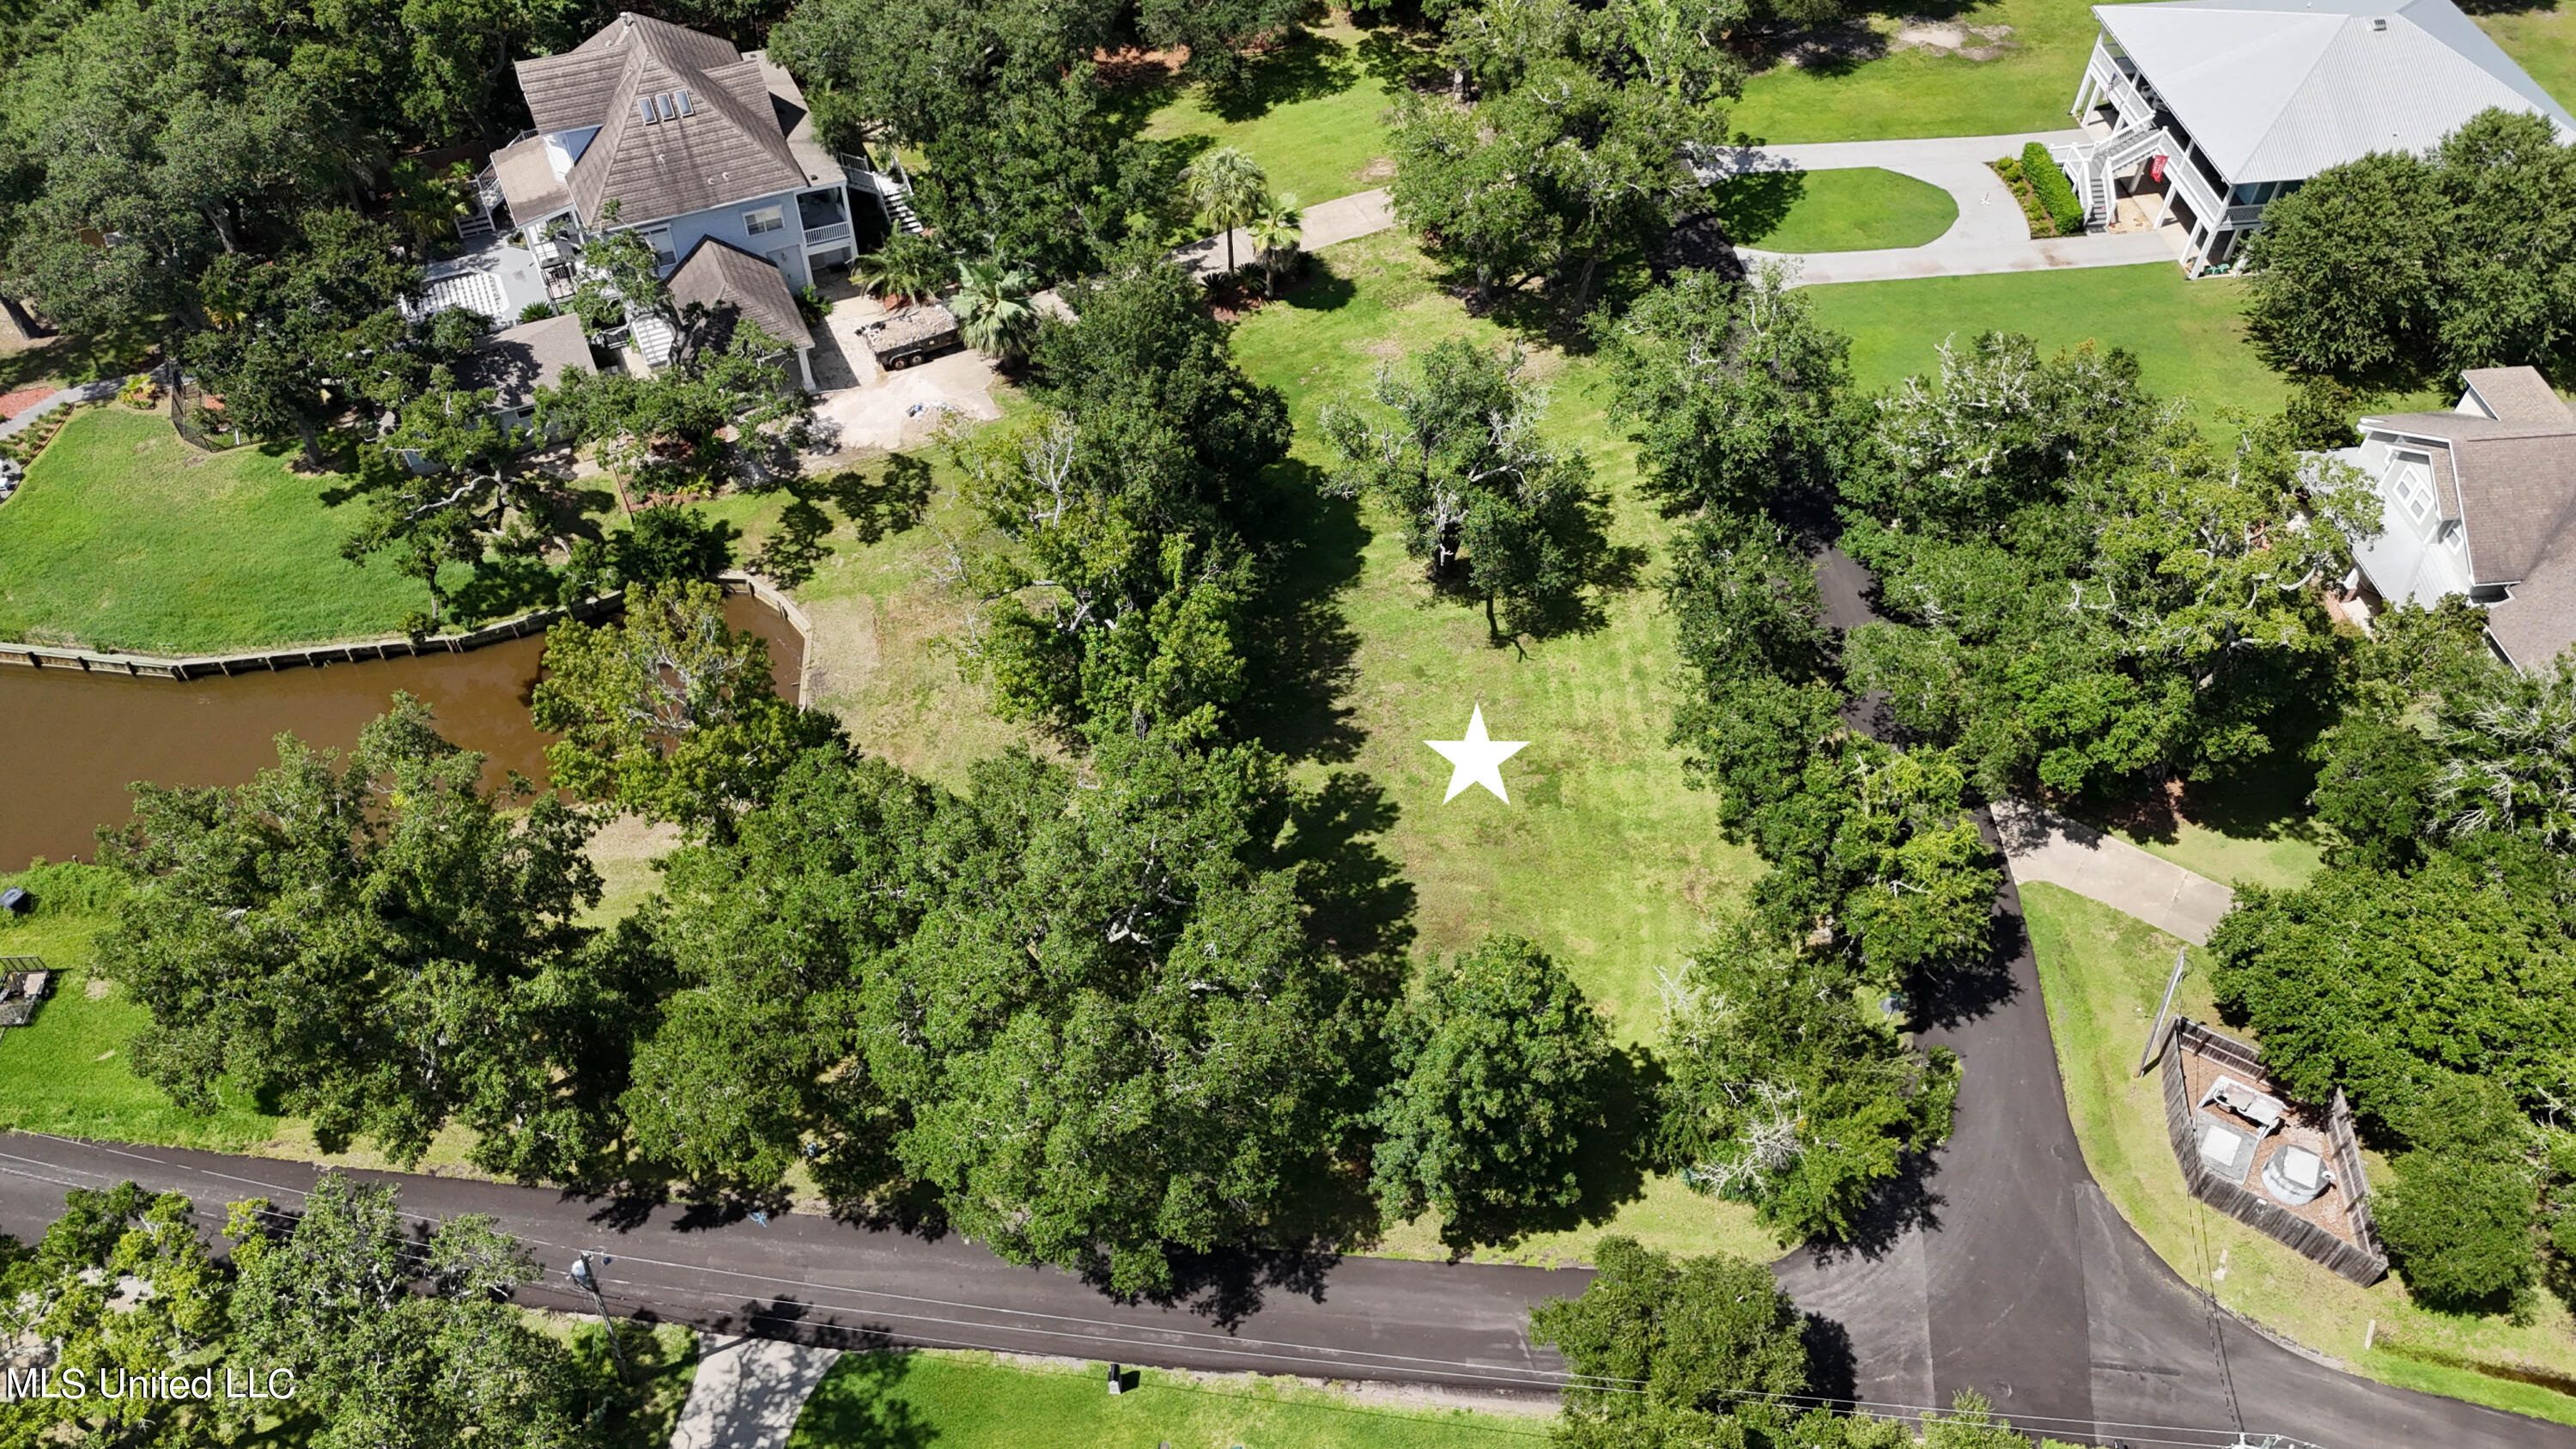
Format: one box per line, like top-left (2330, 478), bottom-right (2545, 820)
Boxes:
top-left (951, 254), bottom-right (1037, 361)
top-left (854, 233), bottom-right (951, 307)
top-left (1181, 146), bottom-right (1269, 276)
top-left (1247, 192), bottom-right (1305, 295)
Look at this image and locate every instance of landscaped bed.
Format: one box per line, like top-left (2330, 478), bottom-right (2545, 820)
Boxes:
top-left (2023, 881), bottom-right (2576, 1426)
top-left (0, 405), bottom-right (467, 654)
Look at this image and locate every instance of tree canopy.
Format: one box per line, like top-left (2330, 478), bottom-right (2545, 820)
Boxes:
top-left (93, 696), bottom-right (643, 1180)
top-left (2242, 107), bottom-right (2576, 385)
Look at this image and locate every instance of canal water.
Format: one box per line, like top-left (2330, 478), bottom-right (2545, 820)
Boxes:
top-left (0, 594), bottom-right (802, 873)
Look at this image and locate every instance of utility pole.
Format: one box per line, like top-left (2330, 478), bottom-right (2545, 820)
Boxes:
top-left (569, 1252), bottom-right (629, 1379)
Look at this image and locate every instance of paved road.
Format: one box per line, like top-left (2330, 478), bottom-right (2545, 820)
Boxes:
top-left (1991, 799), bottom-right (2237, 945)
top-left (0, 1135), bottom-right (1576, 1403)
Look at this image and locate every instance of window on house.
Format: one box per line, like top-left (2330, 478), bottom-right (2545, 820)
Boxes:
top-left (2387, 453), bottom-right (2434, 523)
top-left (744, 205), bottom-right (786, 236)
top-left (644, 227), bottom-right (676, 267)
top-left (2446, 522), bottom-right (2469, 554)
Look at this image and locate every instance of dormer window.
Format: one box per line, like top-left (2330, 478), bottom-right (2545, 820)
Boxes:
top-left (2387, 451), bottom-right (2434, 523)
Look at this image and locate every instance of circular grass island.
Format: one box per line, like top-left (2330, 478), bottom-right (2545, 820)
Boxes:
top-left (1713, 166), bottom-right (1959, 253)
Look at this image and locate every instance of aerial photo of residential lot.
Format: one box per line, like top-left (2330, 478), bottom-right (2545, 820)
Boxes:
top-left (7, 0), bottom-right (2576, 1445)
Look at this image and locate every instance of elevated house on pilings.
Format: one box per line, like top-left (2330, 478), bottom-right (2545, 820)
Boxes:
top-left (2054, 0), bottom-right (2574, 277)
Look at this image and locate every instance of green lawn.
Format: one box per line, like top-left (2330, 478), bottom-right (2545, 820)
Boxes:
top-left (2023, 882), bottom-right (2576, 1426)
top-left (1135, 15), bottom-right (1405, 209)
top-left (0, 405), bottom-right (461, 654)
top-left (788, 1351), bottom-right (1552, 1449)
top-left (1716, 167), bottom-right (1959, 252)
top-left (2480, 5), bottom-right (2576, 112)
top-left (0, 868), bottom-right (281, 1151)
top-left (1805, 263), bottom-right (2289, 421)
top-left (1732, 0), bottom-right (2105, 143)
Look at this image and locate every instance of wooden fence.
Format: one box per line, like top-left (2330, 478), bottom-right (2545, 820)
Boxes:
top-left (0, 572), bottom-right (811, 702)
top-left (2159, 1018), bottom-right (2388, 1285)
top-left (2154, 1015), bottom-right (2391, 1273)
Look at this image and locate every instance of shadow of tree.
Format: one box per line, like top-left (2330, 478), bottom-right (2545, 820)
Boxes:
top-left (1705, 168), bottom-right (1810, 251)
top-left (1278, 769), bottom-right (1417, 967)
top-left (1237, 466), bottom-right (1368, 762)
top-left (1200, 27), bottom-right (1365, 123)
top-left (767, 1346), bottom-right (939, 1449)
top-left (1118, 1239), bottom-right (1349, 1330)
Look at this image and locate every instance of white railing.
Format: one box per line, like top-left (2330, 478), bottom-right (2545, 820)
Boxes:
top-left (802, 221), bottom-right (854, 247)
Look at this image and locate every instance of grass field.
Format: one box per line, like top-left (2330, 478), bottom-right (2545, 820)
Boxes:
top-left (1805, 263), bottom-right (2290, 421)
top-left (2023, 882), bottom-right (2576, 1426)
top-left (1730, 0), bottom-right (2576, 146)
top-left (1717, 167), bottom-right (1959, 252)
top-left (0, 405), bottom-right (465, 654)
top-left (1134, 15), bottom-right (1405, 208)
top-left (787, 1351), bottom-right (1553, 1449)
top-left (0, 876), bottom-right (281, 1151)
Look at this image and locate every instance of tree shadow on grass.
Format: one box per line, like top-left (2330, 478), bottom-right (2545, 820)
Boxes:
top-left (1278, 768), bottom-right (1417, 969)
top-left (1238, 465), bottom-right (1368, 762)
top-left (1199, 27), bottom-right (1365, 123)
top-left (768, 1347), bottom-right (937, 1449)
top-left (1704, 169), bottom-right (1809, 251)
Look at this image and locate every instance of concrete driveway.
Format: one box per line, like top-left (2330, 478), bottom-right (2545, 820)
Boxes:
top-left (808, 294), bottom-right (1001, 457)
top-left (1709, 131), bottom-right (2183, 285)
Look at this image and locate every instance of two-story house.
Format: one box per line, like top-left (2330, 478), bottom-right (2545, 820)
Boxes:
top-left (2336, 366), bottom-right (2576, 671)
top-left (421, 11), bottom-right (856, 391)
top-left (2054, 0), bottom-right (2574, 277)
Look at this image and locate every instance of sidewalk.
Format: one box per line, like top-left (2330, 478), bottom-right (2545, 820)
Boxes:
top-left (669, 1333), bottom-right (841, 1449)
top-left (0, 376), bottom-right (125, 443)
top-left (1990, 798), bottom-right (2236, 945)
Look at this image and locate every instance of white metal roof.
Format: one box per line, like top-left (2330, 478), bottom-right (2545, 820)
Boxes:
top-left (2096, 0), bottom-right (2576, 184)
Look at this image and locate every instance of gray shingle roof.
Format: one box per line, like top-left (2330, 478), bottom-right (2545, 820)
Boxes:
top-left (513, 13), bottom-right (811, 228)
top-left (463, 313), bottom-right (596, 411)
top-left (2462, 366), bottom-right (2574, 424)
top-left (2095, 0), bottom-right (2576, 184)
top-left (2363, 391), bottom-right (2576, 586)
top-left (668, 237), bottom-right (816, 356)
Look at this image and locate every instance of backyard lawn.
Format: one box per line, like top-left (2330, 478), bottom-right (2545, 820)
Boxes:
top-left (1806, 263), bottom-right (2290, 421)
top-left (2479, 3), bottom-right (2576, 110)
top-left (787, 1351), bottom-right (1552, 1449)
top-left (0, 405), bottom-right (464, 654)
top-left (1717, 167), bottom-right (1959, 252)
top-left (1134, 15), bottom-right (1405, 208)
top-left (2024, 882), bottom-right (2576, 1426)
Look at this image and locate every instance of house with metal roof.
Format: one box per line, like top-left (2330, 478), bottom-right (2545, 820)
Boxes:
top-left (2334, 366), bottom-right (2576, 670)
top-left (2054, 0), bottom-right (2576, 276)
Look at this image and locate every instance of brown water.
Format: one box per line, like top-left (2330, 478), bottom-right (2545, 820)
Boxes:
top-left (0, 595), bottom-right (803, 872)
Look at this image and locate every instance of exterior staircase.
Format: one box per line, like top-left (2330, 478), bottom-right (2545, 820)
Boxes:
top-left (2050, 122), bottom-right (2170, 232)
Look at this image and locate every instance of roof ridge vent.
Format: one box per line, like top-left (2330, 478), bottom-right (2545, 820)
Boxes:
top-left (2371, 15), bottom-right (2388, 28)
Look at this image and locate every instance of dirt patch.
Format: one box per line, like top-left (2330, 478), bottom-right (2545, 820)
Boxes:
top-left (1891, 19), bottom-right (2017, 61)
top-left (84, 977), bottom-right (109, 1001)
top-left (1354, 156), bottom-right (1396, 183)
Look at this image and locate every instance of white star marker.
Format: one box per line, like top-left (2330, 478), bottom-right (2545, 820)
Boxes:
top-left (1426, 706), bottom-right (1529, 804)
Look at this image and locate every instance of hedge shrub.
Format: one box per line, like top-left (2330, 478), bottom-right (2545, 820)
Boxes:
top-left (2021, 142), bottom-right (2086, 235)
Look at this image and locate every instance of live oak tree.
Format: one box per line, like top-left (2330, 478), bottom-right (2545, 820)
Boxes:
top-left (1838, 333), bottom-right (2373, 801)
top-left (637, 731), bottom-right (1394, 1295)
top-left (1370, 935), bottom-right (1616, 1250)
top-left (1596, 264), bottom-right (1850, 518)
top-left (1321, 338), bottom-right (1615, 641)
top-left (2244, 108), bottom-right (2576, 384)
top-left (92, 697), bottom-right (642, 1182)
top-left (534, 317), bottom-right (815, 496)
top-left (1528, 1237), bottom-right (1813, 1449)
top-left (531, 579), bottom-right (840, 833)
top-left (946, 258), bottom-right (1289, 739)
top-left (227, 1174), bottom-right (588, 1449)
top-left (1657, 927), bottom-right (1959, 1242)
top-left (2372, 1075), bottom-right (2543, 1312)
top-left (2208, 835), bottom-right (2576, 1133)
top-left (0, 1184), bottom-right (240, 1449)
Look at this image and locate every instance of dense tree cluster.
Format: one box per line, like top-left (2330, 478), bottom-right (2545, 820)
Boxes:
top-left (2242, 108), bottom-right (2576, 385)
top-left (2213, 618), bottom-right (2576, 1310)
top-left (0, 1176), bottom-right (620, 1449)
top-left (1839, 332), bottom-right (2374, 802)
top-left (1389, 0), bottom-right (1735, 310)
